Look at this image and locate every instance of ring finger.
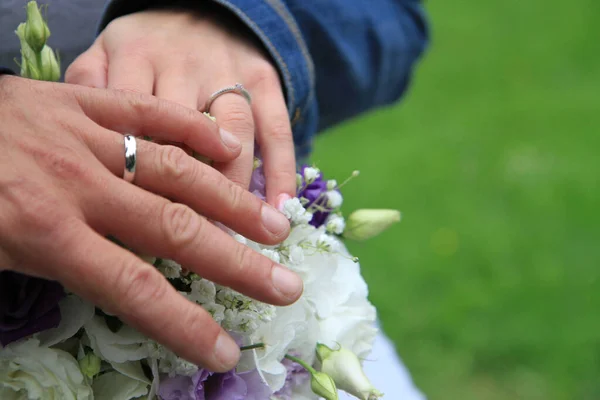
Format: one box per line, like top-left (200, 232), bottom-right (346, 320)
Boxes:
top-left (205, 82), bottom-right (255, 189)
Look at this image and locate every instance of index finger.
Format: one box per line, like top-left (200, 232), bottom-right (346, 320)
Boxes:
top-left (72, 86), bottom-right (241, 162)
top-left (49, 219), bottom-right (240, 372)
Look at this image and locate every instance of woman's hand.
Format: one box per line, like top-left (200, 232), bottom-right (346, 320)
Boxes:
top-left (0, 75), bottom-right (302, 371)
top-left (66, 8), bottom-right (297, 208)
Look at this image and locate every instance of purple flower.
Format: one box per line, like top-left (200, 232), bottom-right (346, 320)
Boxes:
top-left (249, 164), bottom-right (266, 201)
top-left (297, 165), bottom-right (337, 228)
top-left (273, 356), bottom-right (310, 399)
top-left (0, 271), bottom-right (65, 346)
top-left (159, 368), bottom-right (272, 400)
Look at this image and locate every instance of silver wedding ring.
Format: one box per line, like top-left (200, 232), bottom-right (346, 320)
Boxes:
top-left (123, 135), bottom-right (137, 183)
top-left (204, 83), bottom-right (251, 114)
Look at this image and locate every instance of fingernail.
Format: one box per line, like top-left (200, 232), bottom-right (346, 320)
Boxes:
top-left (261, 204), bottom-right (290, 235)
top-left (220, 129), bottom-right (241, 150)
top-left (272, 265), bottom-right (303, 300)
top-left (276, 194), bottom-right (292, 212)
top-left (214, 331), bottom-right (240, 370)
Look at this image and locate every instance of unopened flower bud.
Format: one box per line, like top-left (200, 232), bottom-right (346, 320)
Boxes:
top-left (38, 45), bottom-right (61, 82)
top-left (24, 1), bottom-right (50, 52)
top-left (316, 344), bottom-right (383, 400)
top-left (311, 371), bottom-right (339, 400)
top-left (326, 179), bottom-right (338, 190)
top-left (20, 54), bottom-right (40, 80)
top-left (343, 209), bottom-right (401, 241)
top-left (79, 352), bottom-right (101, 379)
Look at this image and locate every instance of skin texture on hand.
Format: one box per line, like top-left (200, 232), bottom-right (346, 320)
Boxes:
top-left (66, 8), bottom-right (297, 208)
top-left (0, 75), bottom-right (302, 372)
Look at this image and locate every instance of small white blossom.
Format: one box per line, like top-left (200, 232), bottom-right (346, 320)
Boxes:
top-left (326, 179), bottom-right (338, 190)
top-left (203, 303), bottom-right (226, 324)
top-left (317, 233), bottom-right (340, 252)
top-left (303, 167), bottom-right (320, 183)
top-left (326, 190), bottom-right (343, 209)
top-left (282, 198), bottom-right (313, 225)
top-left (326, 214), bottom-right (346, 235)
top-left (157, 259), bottom-right (182, 279)
top-left (287, 245), bottom-right (306, 265)
top-left (188, 279), bottom-right (217, 304)
top-left (261, 248), bottom-right (281, 264)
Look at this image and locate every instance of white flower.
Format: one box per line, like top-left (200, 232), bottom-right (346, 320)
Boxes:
top-left (248, 298), bottom-right (319, 392)
top-left (84, 316), bottom-right (150, 364)
top-left (187, 279), bottom-right (217, 304)
top-left (316, 344), bottom-right (382, 400)
top-left (287, 245), bottom-right (305, 266)
top-left (317, 233), bottom-right (340, 252)
top-left (261, 248), bottom-right (281, 264)
top-left (92, 361), bottom-right (150, 400)
top-left (37, 295), bottom-right (94, 347)
top-left (325, 214), bottom-right (346, 235)
top-left (326, 190), bottom-right (343, 209)
top-left (0, 339), bottom-right (93, 400)
top-left (202, 302), bottom-right (226, 324)
top-left (303, 167), bottom-right (320, 184)
top-left (156, 259), bottom-right (182, 279)
top-left (282, 198), bottom-right (313, 225)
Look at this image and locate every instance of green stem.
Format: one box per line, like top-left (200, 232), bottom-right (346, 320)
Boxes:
top-left (240, 343), bottom-right (265, 352)
top-left (284, 354), bottom-right (317, 375)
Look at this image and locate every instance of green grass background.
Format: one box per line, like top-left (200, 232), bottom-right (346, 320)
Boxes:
top-left (311, 1), bottom-right (600, 399)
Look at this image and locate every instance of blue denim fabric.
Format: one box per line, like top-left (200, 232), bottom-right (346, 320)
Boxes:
top-left (98, 0), bottom-right (428, 159)
top-left (0, 0), bottom-right (428, 159)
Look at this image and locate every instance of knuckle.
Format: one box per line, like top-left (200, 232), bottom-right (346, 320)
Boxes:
top-left (115, 262), bottom-right (170, 312)
top-left (160, 203), bottom-right (202, 250)
top-left (223, 181), bottom-right (247, 214)
top-left (64, 63), bottom-right (86, 84)
top-left (120, 90), bottom-right (157, 118)
top-left (158, 145), bottom-right (198, 185)
top-left (219, 102), bottom-right (254, 134)
top-left (157, 146), bottom-right (201, 184)
top-left (265, 119), bottom-right (293, 143)
top-left (42, 146), bottom-right (94, 183)
top-left (252, 61), bottom-right (280, 87)
top-left (179, 51), bottom-right (204, 72)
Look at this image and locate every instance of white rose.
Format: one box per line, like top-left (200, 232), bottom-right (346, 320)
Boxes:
top-left (38, 295), bottom-right (95, 347)
top-left (93, 361), bottom-right (150, 400)
top-left (84, 315), bottom-right (150, 364)
top-left (0, 339), bottom-right (93, 400)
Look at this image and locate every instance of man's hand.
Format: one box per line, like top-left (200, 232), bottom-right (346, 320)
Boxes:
top-left (66, 8), bottom-right (297, 208)
top-left (0, 76), bottom-right (302, 371)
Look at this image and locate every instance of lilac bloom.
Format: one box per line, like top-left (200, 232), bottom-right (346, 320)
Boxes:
top-left (159, 368), bottom-right (271, 400)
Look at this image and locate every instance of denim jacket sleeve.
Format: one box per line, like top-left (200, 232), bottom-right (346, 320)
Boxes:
top-left (98, 0), bottom-right (429, 159)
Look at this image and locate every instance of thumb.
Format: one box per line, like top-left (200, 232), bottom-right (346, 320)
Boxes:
top-left (65, 38), bottom-right (108, 88)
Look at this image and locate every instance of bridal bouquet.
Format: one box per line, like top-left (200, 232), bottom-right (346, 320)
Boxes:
top-left (0, 3), bottom-right (401, 400)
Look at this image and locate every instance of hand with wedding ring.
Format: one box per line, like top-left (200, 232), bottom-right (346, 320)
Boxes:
top-left (66, 7), bottom-right (297, 208)
top-left (0, 75), bottom-right (303, 371)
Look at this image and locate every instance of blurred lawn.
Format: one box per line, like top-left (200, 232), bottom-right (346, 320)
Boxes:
top-left (311, 1), bottom-right (600, 399)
